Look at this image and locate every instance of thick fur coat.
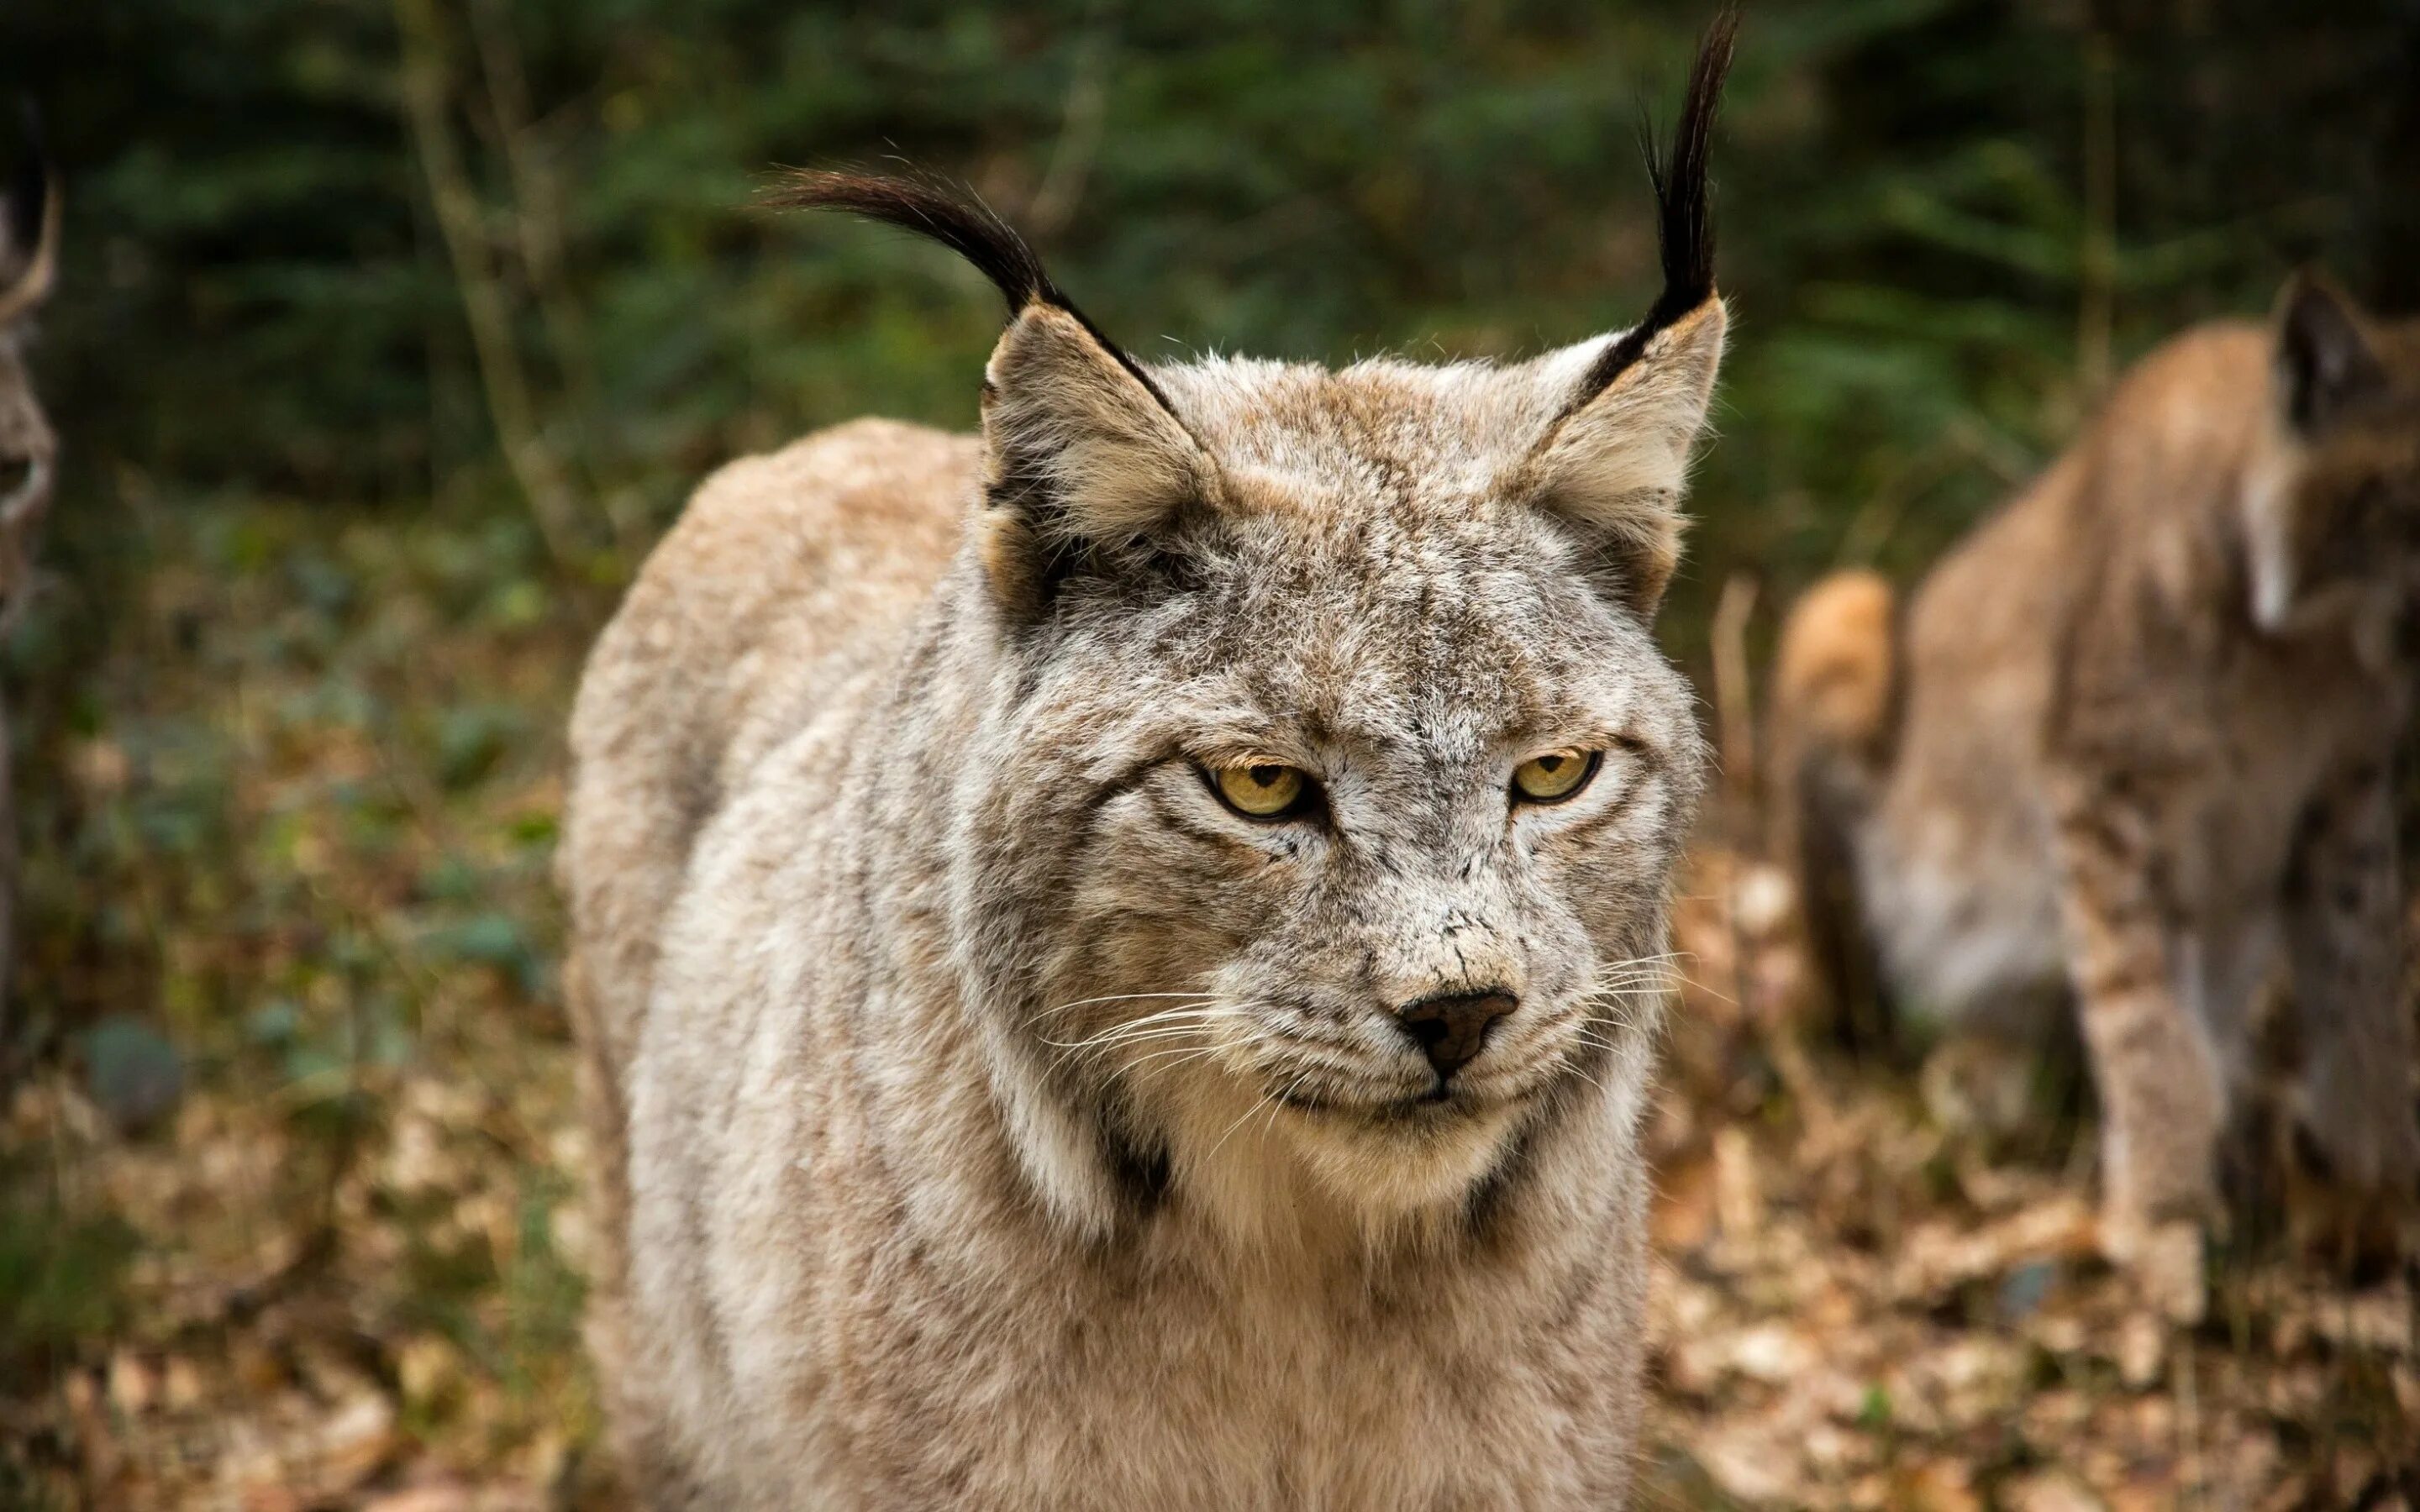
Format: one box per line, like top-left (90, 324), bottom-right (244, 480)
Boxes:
top-left (561, 23), bottom-right (1735, 1506)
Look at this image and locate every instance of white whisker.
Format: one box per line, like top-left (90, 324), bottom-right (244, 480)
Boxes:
top-left (1042, 1005), bottom-right (1228, 1049)
top-left (1124, 1045), bottom-right (1225, 1078)
top-left (1041, 1019), bottom-right (1220, 1052)
top-left (1020, 990), bottom-right (1223, 1027)
top-left (1260, 1068), bottom-right (1314, 1139)
top-left (1204, 1084), bottom-right (1283, 1165)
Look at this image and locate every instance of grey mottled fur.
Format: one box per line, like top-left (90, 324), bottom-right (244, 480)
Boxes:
top-left (561, 31), bottom-right (1734, 1504)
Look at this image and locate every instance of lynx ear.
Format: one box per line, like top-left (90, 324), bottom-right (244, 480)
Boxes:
top-left (769, 168), bottom-right (1208, 614)
top-left (1527, 302), bottom-right (1726, 615)
top-left (1518, 12), bottom-right (1733, 617)
top-left (977, 302), bottom-right (1210, 606)
top-left (0, 100), bottom-right (60, 328)
top-left (2275, 271), bottom-right (2385, 435)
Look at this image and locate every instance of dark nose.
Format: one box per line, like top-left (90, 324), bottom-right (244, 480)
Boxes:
top-left (1396, 990), bottom-right (1519, 1079)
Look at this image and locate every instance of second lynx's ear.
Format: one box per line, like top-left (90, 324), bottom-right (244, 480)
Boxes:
top-left (2275, 271), bottom-right (2386, 435)
top-left (978, 302), bottom-right (1212, 606)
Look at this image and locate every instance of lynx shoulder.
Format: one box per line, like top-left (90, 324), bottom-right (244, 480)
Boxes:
top-left (561, 24), bottom-right (1738, 1509)
top-left (1775, 279), bottom-right (2420, 1288)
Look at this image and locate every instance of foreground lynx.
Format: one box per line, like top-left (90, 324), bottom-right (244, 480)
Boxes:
top-left (561, 24), bottom-right (1733, 1509)
top-left (1776, 277), bottom-right (2420, 1282)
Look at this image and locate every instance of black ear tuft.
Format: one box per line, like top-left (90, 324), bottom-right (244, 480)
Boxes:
top-left (769, 168), bottom-right (1058, 315)
top-left (767, 165), bottom-right (1174, 409)
top-left (2275, 270), bottom-right (2386, 434)
top-left (1577, 10), bottom-right (1737, 399)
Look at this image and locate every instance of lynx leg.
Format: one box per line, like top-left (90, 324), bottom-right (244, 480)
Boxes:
top-left (2282, 760), bottom-right (2419, 1235)
top-left (2047, 767), bottom-right (2226, 1237)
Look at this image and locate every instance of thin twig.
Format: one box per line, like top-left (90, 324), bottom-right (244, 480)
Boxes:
top-left (2078, 32), bottom-right (2118, 396)
top-left (1710, 572), bottom-right (1760, 823)
top-left (394, 0), bottom-right (586, 564)
top-left (1025, 29), bottom-right (1113, 240)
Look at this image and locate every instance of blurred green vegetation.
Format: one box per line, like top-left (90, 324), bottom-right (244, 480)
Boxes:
top-left (3, 3), bottom-right (2417, 1494)
top-left (5, 0), bottom-right (2416, 1178)
top-left (15, 0), bottom-right (2419, 574)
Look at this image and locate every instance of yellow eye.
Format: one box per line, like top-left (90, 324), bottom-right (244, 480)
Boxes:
top-left (1213, 762), bottom-right (1308, 819)
top-left (1512, 748), bottom-right (1598, 803)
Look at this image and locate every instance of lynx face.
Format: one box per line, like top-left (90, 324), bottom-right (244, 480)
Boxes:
top-left (964, 352), bottom-right (1713, 1222)
top-left (2252, 280), bottom-right (2420, 637)
top-left (769, 45), bottom-right (1730, 1231)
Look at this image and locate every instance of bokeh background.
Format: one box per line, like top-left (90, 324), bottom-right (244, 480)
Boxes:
top-left (4, 1), bottom-right (2417, 1507)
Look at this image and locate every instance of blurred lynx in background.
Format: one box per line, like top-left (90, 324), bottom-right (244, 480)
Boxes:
top-left (1776, 274), bottom-right (2420, 1305)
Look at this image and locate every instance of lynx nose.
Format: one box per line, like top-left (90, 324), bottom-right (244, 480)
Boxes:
top-left (1396, 990), bottom-right (1519, 1079)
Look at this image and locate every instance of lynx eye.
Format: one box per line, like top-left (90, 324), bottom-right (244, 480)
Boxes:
top-left (1211, 761), bottom-right (1310, 820)
top-left (1512, 748), bottom-right (1600, 804)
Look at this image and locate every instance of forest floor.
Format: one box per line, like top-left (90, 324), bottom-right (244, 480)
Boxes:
top-left (2, 498), bottom-right (2414, 1510)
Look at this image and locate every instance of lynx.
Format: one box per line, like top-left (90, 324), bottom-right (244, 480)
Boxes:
top-left (559, 23), bottom-right (1734, 1509)
top-left (1776, 276), bottom-right (2420, 1290)
top-left (0, 106), bottom-right (60, 1015)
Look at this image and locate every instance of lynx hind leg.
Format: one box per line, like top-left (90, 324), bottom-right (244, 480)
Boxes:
top-left (2046, 764), bottom-right (2225, 1315)
top-left (2282, 759), bottom-right (2420, 1262)
top-left (1769, 570), bottom-right (1897, 1037)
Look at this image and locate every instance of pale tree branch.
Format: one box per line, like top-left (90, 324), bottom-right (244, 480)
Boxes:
top-left (394, 0), bottom-right (586, 564)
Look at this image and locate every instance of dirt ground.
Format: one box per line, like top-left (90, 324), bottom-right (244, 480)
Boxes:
top-left (3, 501), bottom-right (2414, 1509)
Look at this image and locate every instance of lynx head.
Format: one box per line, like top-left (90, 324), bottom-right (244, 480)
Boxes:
top-left (785, 19), bottom-right (1733, 1246)
top-left (2249, 271), bottom-right (2420, 636)
top-left (0, 102), bottom-right (60, 611)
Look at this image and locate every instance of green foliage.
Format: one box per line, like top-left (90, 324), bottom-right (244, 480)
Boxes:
top-left (0, 0), bottom-right (2408, 1081)
top-left (12, 2), bottom-right (2414, 601)
top-left (0, 1155), bottom-right (139, 1368)
top-left (1, 11), bottom-right (2415, 1494)
top-left (0, 0), bottom-right (2409, 1076)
